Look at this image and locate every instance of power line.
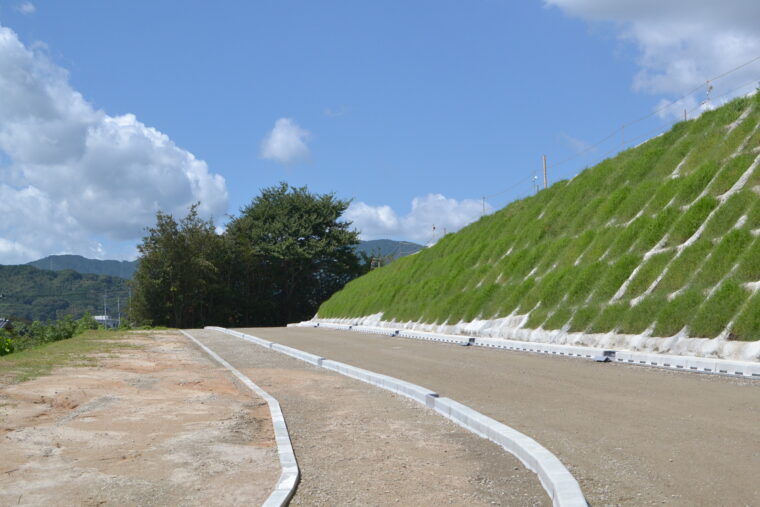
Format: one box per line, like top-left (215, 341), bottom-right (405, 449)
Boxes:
top-left (479, 52), bottom-right (760, 204)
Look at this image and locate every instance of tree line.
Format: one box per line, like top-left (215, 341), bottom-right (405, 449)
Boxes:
top-left (130, 183), bottom-right (368, 328)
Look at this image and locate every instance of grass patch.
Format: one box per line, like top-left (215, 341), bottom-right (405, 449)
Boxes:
top-left (619, 296), bottom-right (665, 334)
top-left (653, 290), bottom-right (703, 337)
top-left (667, 196), bottom-right (718, 246)
top-left (702, 190), bottom-right (754, 239)
top-left (689, 281), bottom-right (749, 338)
top-left (654, 240), bottom-right (712, 294)
top-left (731, 292), bottom-right (760, 341)
top-left (568, 305), bottom-right (599, 333)
top-left (0, 330), bottom-right (136, 384)
top-left (735, 236), bottom-right (760, 282)
top-left (588, 302), bottom-right (629, 333)
top-left (543, 306), bottom-right (573, 330)
top-left (624, 251), bottom-right (675, 299)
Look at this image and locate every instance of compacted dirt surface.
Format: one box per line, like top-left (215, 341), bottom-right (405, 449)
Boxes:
top-left (0, 331), bottom-right (279, 506)
top-left (187, 328), bottom-right (549, 506)
top-left (237, 326), bottom-right (760, 507)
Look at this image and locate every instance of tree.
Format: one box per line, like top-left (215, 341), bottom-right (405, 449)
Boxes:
top-left (226, 183), bottom-right (366, 325)
top-left (131, 204), bottom-right (225, 328)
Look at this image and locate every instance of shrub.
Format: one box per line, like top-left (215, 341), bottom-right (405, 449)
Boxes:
top-left (0, 333), bottom-right (14, 356)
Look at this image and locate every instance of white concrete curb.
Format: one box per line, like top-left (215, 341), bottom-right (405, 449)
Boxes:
top-left (181, 330), bottom-right (299, 507)
top-left (206, 326), bottom-right (587, 507)
top-left (299, 321), bottom-right (760, 379)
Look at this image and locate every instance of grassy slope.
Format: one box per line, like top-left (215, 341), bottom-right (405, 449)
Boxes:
top-left (319, 94), bottom-right (760, 342)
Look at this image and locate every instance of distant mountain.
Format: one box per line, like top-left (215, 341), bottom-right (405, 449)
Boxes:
top-left (27, 255), bottom-right (138, 280)
top-left (0, 264), bottom-right (130, 322)
top-left (354, 239), bottom-right (424, 260)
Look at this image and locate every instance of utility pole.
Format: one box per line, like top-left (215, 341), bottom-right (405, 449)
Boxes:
top-left (542, 155), bottom-right (548, 190)
top-left (684, 109), bottom-right (687, 122)
top-left (621, 125), bottom-right (625, 149)
top-left (482, 197), bottom-right (486, 216)
top-left (117, 296), bottom-right (121, 328)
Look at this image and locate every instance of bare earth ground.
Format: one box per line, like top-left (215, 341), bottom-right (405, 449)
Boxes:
top-left (188, 329), bottom-right (549, 506)
top-left (0, 331), bottom-right (279, 506)
top-left (239, 326), bottom-right (760, 507)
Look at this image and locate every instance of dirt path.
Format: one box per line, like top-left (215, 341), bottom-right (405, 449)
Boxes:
top-left (0, 331), bottom-right (279, 506)
top-left (188, 329), bottom-right (549, 506)
top-left (239, 326), bottom-right (760, 507)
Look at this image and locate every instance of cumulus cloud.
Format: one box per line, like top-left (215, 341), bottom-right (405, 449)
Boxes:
top-left (15, 2), bottom-right (35, 14)
top-left (260, 118), bottom-right (311, 165)
top-left (0, 25), bottom-right (228, 263)
top-left (546, 0), bottom-right (760, 117)
top-left (345, 194), bottom-right (490, 245)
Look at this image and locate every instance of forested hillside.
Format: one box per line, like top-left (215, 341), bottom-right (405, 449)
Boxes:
top-left (318, 94), bottom-right (760, 346)
top-left (27, 255), bottom-right (137, 279)
top-left (0, 265), bottom-right (129, 322)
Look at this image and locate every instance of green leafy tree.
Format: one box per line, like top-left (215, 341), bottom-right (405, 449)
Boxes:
top-left (226, 183), bottom-right (366, 325)
top-left (131, 204), bottom-right (226, 328)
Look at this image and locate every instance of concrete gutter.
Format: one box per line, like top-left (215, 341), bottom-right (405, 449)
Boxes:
top-left (300, 321), bottom-right (760, 379)
top-left (181, 330), bottom-right (298, 507)
top-left (206, 326), bottom-right (587, 507)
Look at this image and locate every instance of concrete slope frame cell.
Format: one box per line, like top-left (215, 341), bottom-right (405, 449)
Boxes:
top-left (304, 322), bottom-right (760, 379)
top-left (181, 330), bottom-right (299, 507)
top-left (206, 326), bottom-right (587, 507)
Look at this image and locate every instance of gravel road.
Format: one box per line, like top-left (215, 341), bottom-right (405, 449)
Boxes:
top-left (188, 329), bottom-right (548, 506)
top-left (237, 326), bottom-right (760, 507)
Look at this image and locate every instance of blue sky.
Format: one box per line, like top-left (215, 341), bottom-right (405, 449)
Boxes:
top-left (1, 0), bottom-right (759, 262)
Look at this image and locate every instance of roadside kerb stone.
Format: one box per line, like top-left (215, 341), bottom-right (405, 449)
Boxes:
top-left (181, 330), bottom-right (299, 507)
top-left (207, 326), bottom-right (588, 507)
top-left (302, 322), bottom-right (760, 379)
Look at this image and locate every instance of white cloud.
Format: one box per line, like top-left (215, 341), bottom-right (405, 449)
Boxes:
top-left (546, 1), bottom-right (760, 118)
top-left (345, 194), bottom-right (490, 245)
top-left (15, 2), bottom-right (35, 14)
top-left (0, 25), bottom-right (228, 263)
top-left (260, 118), bottom-right (311, 165)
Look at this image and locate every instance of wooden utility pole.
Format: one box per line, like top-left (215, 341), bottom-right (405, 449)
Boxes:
top-left (684, 109), bottom-right (687, 121)
top-left (542, 155), bottom-right (548, 189)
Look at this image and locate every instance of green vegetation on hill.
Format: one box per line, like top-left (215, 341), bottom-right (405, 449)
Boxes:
top-left (354, 239), bottom-right (424, 261)
top-left (0, 265), bottom-right (130, 322)
top-left (27, 254), bottom-right (137, 279)
top-left (319, 93), bottom-right (760, 341)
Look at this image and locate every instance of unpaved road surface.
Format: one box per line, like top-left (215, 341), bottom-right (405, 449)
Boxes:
top-left (238, 326), bottom-right (760, 506)
top-left (188, 329), bottom-right (549, 506)
top-left (0, 331), bottom-right (279, 506)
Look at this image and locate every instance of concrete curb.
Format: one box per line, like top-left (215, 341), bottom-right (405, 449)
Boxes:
top-left (206, 326), bottom-right (587, 507)
top-left (181, 330), bottom-right (299, 507)
top-left (301, 321), bottom-right (760, 379)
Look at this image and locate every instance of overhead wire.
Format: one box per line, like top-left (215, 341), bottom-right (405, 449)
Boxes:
top-left (481, 52), bottom-right (760, 204)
